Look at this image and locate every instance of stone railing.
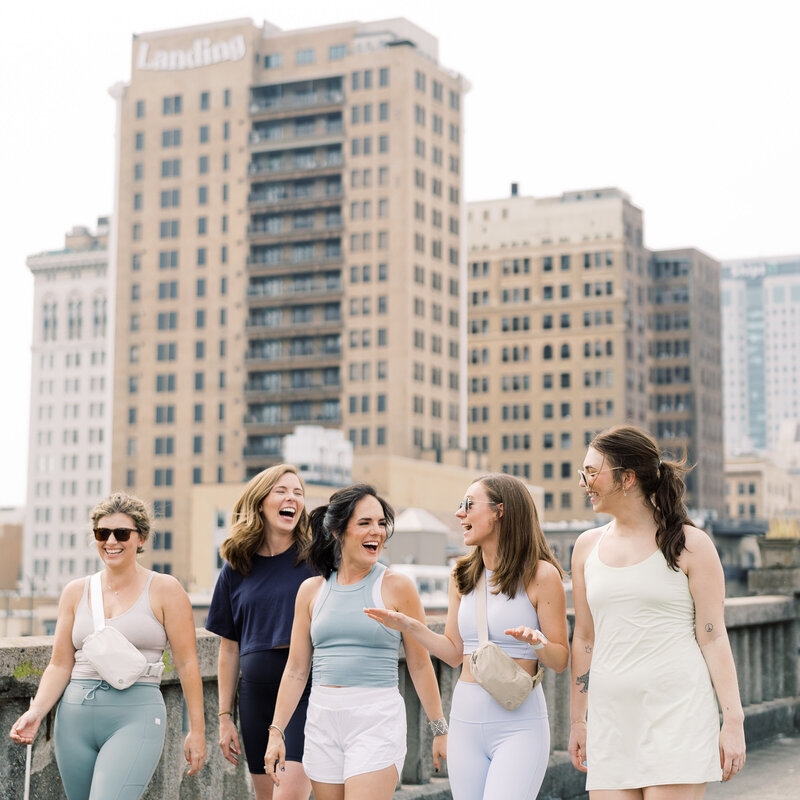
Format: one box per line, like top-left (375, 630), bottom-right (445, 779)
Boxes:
top-left (2, 594), bottom-right (798, 800)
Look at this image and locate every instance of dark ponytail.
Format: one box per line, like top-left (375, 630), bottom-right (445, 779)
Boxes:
top-left (306, 505), bottom-right (340, 579)
top-left (305, 483), bottom-right (395, 579)
top-left (591, 426), bottom-right (694, 570)
top-left (651, 458), bottom-right (692, 570)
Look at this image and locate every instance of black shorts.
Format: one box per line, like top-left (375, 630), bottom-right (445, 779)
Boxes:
top-left (238, 648), bottom-right (311, 774)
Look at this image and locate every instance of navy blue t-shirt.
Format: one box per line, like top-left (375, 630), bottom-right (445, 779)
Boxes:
top-left (206, 543), bottom-right (315, 656)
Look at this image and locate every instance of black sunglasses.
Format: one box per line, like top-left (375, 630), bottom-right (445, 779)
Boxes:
top-left (93, 527), bottom-right (138, 542)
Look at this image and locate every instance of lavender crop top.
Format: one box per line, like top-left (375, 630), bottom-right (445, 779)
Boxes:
top-left (458, 568), bottom-right (541, 660)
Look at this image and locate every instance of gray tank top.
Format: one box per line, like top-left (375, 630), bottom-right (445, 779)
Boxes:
top-left (71, 572), bottom-right (167, 684)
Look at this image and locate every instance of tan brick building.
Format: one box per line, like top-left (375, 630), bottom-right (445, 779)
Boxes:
top-left (111, 18), bottom-right (467, 582)
top-left (466, 187), bottom-right (650, 520)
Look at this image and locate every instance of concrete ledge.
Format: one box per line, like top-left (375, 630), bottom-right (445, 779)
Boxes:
top-left (725, 595), bottom-right (798, 626)
top-left (742, 697), bottom-right (800, 745)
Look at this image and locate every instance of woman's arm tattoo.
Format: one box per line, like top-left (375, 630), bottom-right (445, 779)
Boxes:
top-left (577, 670), bottom-right (590, 694)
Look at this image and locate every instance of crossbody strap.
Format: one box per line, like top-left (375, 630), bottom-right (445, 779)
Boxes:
top-left (475, 570), bottom-right (489, 644)
top-left (89, 572), bottom-right (106, 631)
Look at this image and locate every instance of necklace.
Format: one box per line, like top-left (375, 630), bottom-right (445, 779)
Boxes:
top-left (104, 569), bottom-right (137, 596)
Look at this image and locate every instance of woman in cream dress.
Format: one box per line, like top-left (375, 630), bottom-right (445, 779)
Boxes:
top-left (569, 426), bottom-right (745, 799)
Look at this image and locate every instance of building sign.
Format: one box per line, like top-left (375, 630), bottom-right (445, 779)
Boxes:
top-left (136, 35), bottom-right (246, 71)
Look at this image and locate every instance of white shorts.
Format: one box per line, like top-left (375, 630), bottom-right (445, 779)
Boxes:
top-left (302, 685), bottom-right (406, 784)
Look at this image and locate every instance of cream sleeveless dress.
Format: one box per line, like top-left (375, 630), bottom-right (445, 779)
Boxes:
top-left (583, 526), bottom-right (722, 790)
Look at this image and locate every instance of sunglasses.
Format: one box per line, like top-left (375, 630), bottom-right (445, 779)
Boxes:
top-left (93, 527), bottom-right (138, 542)
top-left (577, 466), bottom-right (624, 486)
top-left (456, 498), bottom-right (495, 513)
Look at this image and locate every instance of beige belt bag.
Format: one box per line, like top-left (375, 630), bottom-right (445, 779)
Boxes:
top-left (469, 571), bottom-right (543, 710)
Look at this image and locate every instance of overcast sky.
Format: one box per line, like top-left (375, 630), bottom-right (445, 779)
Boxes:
top-left (1, 0), bottom-right (798, 506)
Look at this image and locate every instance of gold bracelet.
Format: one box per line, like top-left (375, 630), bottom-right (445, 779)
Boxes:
top-left (218, 710), bottom-right (233, 717)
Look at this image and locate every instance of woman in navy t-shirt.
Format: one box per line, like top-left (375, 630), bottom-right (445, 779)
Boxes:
top-left (206, 464), bottom-right (314, 800)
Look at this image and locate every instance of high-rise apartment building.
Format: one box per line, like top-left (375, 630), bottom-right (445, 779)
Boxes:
top-left (648, 249), bottom-right (724, 514)
top-left (466, 187), bottom-right (650, 520)
top-left (721, 256), bottom-right (800, 455)
top-left (25, 219), bottom-right (111, 595)
top-left (111, 18), bottom-right (466, 580)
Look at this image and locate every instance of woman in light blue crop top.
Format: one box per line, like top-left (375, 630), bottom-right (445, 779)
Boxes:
top-left (264, 484), bottom-right (447, 800)
top-left (365, 473), bottom-right (570, 800)
top-left (9, 493), bottom-right (206, 800)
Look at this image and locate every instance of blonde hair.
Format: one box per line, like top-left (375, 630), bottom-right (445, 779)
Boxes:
top-left (90, 493), bottom-right (152, 554)
top-left (220, 464), bottom-right (310, 575)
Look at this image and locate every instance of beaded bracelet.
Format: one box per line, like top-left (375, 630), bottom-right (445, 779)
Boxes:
top-left (428, 717), bottom-right (448, 736)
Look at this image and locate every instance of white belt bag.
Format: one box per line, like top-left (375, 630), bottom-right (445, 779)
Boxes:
top-left (81, 572), bottom-right (164, 689)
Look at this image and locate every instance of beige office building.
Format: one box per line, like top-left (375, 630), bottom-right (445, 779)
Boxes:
top-left (725, 455), bottom-right (800, 522)
top-left (111, 18), bottom-right (466, 581)
top-left (466, 187), bottom-right (650, 520)
top-left (648, 248), bottom-right (724, 514)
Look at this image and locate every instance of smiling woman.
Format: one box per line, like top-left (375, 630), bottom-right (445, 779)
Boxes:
top-left (205, 464), bottom-right (314, 800)
top-left (9, 493), bottom-right (206, 800)
top-left (264, 484), bottom-right (447, 800)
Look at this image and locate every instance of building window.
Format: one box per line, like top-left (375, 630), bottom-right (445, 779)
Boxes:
top-left (296, 48), bottom-right (315, 65)
top-left (200, 91), bottom-right (210, 110)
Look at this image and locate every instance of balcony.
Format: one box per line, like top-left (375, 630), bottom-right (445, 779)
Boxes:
top-left (248, 186), bottom-right (343, 211)
top-left (244, 382), bottom-right (342, 403)
top-left (248, 154), bottom-right (344, 179)
top-left (249, 90), bottom-right (345, 116)
top-left (249, 125), bottom-right (344, 153)
top-left (247, 285), bottom-right (344, 309)
top-left (247, 223), bottom-right (343, 245)
top-left (246, 253), bottom-right (343, 274)
top-left (246, 317), bottom-right (341, 335)
top-left (245, 346), bottom-right (342, 367)
top-left (243, 414), bottom-right (343, 435)
top-left (242, 443), bottom-right (282, 458)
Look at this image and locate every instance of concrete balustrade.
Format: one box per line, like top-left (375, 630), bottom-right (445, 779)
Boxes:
top-left (1, 594), bottom-right (798, 800)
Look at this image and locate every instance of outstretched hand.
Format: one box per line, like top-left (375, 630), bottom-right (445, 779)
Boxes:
top-left (504, 626), bottom-right (548, 650)
top-left (364, 607), bottom-right (413, 633)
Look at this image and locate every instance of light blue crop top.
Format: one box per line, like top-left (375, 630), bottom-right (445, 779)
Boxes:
top-left (459, 568), bottom-right (541, 659)
top-left (310, 563), bottom-right (401, 687)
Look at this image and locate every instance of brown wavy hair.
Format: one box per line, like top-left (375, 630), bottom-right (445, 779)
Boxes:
top-left (454, 473), bottom-right (564, 598)
top-left (90, 493), bottom-right (152, 554)
top-left (220, 464), bottom-right (310, 575)
top-left (590, 425), bottom-right (694, 570)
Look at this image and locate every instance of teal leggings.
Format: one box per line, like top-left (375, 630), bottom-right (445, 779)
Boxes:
top-left (54, 679), bottom-right (167, 800)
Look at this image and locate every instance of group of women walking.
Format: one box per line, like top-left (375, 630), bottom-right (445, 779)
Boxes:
top-left (10, 424), bottom-right (745, 800)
